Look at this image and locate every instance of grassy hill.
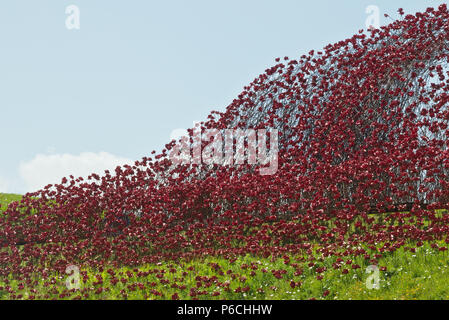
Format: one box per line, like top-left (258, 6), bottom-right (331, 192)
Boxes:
top-left (2, 193), bottom-right (449, 300)
top-left (0, 193), bottom-right (21, 212)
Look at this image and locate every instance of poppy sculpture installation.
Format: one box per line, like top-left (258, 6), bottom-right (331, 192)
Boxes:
top-left (1, 5), bottom-right (449, 299)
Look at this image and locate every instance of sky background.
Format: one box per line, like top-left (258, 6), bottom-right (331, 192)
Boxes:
top-left (0, 0), bottom-right (447, 193)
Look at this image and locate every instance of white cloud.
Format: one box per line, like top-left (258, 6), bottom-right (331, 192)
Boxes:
top-left (19, 152), bottom-right (132, 192)
top-left (0, 176), bottom-right (10, 193)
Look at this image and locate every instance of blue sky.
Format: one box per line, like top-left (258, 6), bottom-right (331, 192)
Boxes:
top-left (0, 0), bottom-right (446, 193)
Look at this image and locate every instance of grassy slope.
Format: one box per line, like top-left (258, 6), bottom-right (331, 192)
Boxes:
top-left (0, 193), bottom-right (22, 212)
top-left (1, 193), bottom-right (449, 300)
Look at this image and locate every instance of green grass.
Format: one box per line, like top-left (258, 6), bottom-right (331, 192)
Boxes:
top-left (0, 193), bottom-right (21, 212)
top-left (1, 193), bottom-right (449, 300)
top-left (2, 243), bottom-right (449, 300)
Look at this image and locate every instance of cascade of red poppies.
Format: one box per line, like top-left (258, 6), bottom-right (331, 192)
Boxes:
top-left (2, 5), bottom-right (449, 278)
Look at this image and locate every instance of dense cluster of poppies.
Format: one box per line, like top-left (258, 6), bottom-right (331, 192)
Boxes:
top-left (1, 6), bottom-right (449, 288)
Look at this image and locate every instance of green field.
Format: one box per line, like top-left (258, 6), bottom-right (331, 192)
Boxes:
top-left (1, 193), bottom-right (449, 300)
top-left (0, 193), bottom-right (22, 211)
